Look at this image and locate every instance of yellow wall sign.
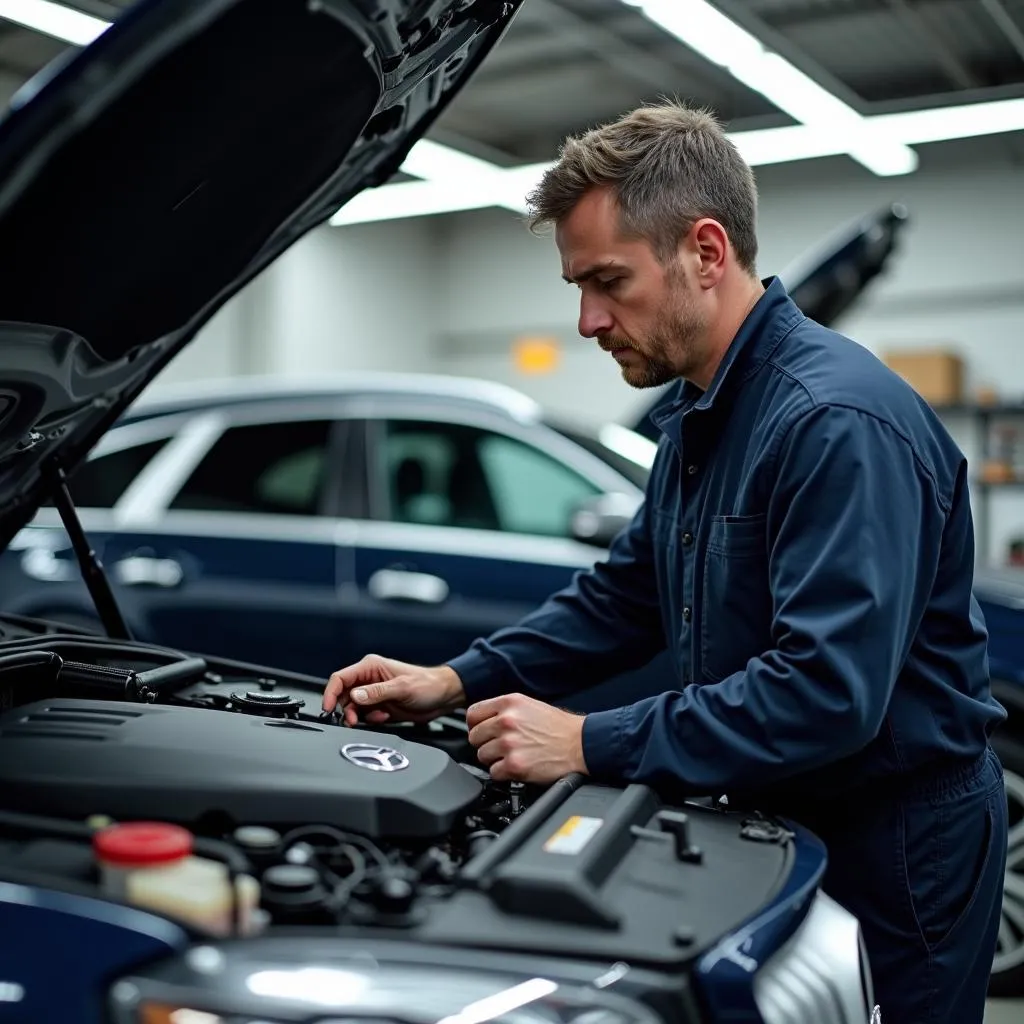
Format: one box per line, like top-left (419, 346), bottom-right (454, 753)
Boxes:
top-left (512, 336), bottom-right (561, 375)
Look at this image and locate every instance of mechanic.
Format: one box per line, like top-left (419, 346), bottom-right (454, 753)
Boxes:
top-left (323, 101), bottom-right (1008, 1023)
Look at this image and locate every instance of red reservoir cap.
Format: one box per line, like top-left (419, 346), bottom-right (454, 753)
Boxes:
top-left (94, 822), bottom-right (193, 867)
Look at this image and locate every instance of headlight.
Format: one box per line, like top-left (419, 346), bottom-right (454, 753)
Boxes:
top-left (108, 944), bottom-right (665, 1024)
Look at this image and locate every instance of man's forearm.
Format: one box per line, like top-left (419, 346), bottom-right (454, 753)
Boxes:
top-left (449, 509), bottom-right (665, 705)
top-left (431, 663), bottom-right (469, 710)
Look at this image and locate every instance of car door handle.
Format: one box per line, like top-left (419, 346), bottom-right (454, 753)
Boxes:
top-left (112, 556), bottom-right (184, 589)
top-left (367, 568), bottom-right (449, 605)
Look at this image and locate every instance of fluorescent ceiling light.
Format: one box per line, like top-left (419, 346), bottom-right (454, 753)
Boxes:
top-left (726, 96), bottom-right (1024, 166)
top-left (728, 124), bottom-right (845, 166)
top-left (331, 154), bottom-right (549, 226)
top-left (397, 138), bottom-right (527, 215)
top-left (331, 93), bottom-right (1024, 226)
top-left (876, 96), bottom-right (1024, 144)
top-left (401, 139), bottom-right (505, 185)
top-left (0, 0), bottom-right (107, 45)
top-left (619, 0), bottom-right (917, 177)
top-left (331, 177), bottom-right (523, 226)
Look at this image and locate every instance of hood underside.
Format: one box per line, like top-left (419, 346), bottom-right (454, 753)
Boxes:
top-left (0, 0), bottom-right (522, 552)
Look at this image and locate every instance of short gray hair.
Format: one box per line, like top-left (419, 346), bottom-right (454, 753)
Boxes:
top-left (526, 100), bottom-right (759, 273)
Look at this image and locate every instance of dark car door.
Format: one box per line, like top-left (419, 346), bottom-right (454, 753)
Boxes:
top-left (346, 402), bottom-right (664, 707)
top-left (99, 411), bottom-right (357, 678)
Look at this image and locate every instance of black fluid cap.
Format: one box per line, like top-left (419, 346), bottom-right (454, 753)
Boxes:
top-left (262, 864), bottom-right (325, 906)
top-left (233, 825), bottom-right (281, 852)
top-left (373, 873), bottom-right (416, 914)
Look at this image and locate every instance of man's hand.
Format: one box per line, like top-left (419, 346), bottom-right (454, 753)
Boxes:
top-left (323, 654), bottom-right (465, 727)
top-left (466, 693), bottom-right (588, 783)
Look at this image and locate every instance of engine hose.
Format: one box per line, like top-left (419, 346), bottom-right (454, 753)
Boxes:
top-left (0, 807), bottom-right (89, 842)
top-left (0, 650), bottom-right (62, 680)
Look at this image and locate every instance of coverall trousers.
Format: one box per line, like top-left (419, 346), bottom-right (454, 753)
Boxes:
top-left (797, 747), bottom-right (1007, 1023)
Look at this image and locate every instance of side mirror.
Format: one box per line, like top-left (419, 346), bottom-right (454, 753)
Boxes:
top-left (569, 492), bottom-right (642, 548)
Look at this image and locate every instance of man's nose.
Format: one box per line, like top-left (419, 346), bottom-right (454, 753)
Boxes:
top-left (578, 294), bottom-right (613, 339)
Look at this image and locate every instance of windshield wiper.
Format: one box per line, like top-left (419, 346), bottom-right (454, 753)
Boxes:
top-left (48, 464), bottom-right (132, 641)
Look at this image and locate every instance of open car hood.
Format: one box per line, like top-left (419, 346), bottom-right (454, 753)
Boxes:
top-left (0, 0), bottom-right (523, 554)
top-left (779, 202), bottom-right (908, 325)
top-left (626, 202), bottom-right (910, 441)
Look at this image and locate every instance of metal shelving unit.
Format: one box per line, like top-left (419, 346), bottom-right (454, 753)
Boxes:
top-left (933, 404), bottom-right (1024, 566)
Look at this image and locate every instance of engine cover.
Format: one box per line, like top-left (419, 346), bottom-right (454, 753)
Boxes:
top-left (0, 699), bottom-right (481, 839)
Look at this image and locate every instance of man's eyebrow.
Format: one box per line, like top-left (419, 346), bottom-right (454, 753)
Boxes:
top-left (562, 261), bottom-right (625, 284)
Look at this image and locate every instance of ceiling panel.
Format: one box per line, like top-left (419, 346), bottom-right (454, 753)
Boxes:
top-left (0, 0), bottom-right (1019, 167)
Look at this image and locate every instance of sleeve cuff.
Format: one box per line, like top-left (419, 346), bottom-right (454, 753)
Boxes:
top-left (581, 706), bottom-right (629, 779)
top-left (446, 644), bottom-right (512, 705)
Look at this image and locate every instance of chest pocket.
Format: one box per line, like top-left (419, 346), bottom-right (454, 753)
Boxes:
top-left (701, 513), bottom-right (774, 683)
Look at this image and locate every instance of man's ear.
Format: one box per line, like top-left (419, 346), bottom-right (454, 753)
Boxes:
top-left (689, 218), bottom-right (729, 289)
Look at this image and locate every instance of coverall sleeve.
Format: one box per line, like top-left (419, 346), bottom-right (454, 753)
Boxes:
top-left (581, 403), bottom-right (944, 791)
top-left (447, 486), bottom-right (666, 704)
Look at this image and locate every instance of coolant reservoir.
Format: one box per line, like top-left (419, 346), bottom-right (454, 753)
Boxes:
top-left (93, 821), bottom-right (263, 936)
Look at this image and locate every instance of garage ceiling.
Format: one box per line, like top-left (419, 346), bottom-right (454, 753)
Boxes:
top-left (432, 0), bottom-right (1024, 162)
top-left (3, 0), bottom-right (1021, 157)
top-left (0, 0), bottom-right (1022, 221)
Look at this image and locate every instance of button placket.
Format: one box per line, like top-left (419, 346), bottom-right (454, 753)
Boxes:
top-left (675, 430), bottom-right (702, 682)
top-left (680, 520), bottom-right (694, 628)
top-left (679, 416), bottom-right (713, 680)
top-left (678, 496), bottom-right (696, 630)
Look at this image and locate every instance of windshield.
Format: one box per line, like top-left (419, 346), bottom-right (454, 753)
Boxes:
top-left (546, 419), bottom-right (655, 490)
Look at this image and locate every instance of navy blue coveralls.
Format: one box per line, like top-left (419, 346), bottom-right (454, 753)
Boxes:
top-left (450, 277), bottom-right (1009, 1022)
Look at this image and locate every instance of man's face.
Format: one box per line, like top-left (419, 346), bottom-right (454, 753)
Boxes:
top-left (556, 187), bottom-right (709, 389)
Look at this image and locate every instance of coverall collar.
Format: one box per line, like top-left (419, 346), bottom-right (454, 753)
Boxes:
top-left (650, 275), bottom-right (805, 448)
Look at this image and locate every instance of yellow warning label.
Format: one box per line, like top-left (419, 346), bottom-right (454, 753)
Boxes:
top-left (542, 814), bottom-right (603, 855)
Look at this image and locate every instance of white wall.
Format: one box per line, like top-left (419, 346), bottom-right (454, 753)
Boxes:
top-left (253, 219), bottom-right (441, 377)
top-left (153, 286), bottom-right (251, 386)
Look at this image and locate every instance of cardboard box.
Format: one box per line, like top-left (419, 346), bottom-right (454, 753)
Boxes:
top-left (882, 349), bottom-right (964, 406)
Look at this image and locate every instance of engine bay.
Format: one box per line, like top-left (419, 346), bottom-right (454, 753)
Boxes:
top-left (0, 629), bottom-right (800, 976)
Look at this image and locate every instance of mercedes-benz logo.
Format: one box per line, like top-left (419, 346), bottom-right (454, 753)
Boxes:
top-left (341, 742), bottom-right (410, 772)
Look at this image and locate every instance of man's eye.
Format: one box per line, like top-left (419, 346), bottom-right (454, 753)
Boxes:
top-left (599, 277), bottom-right (620, 290)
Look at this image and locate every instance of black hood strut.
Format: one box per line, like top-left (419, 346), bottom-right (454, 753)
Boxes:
top-left (47, 463), bottom-right (132, 641)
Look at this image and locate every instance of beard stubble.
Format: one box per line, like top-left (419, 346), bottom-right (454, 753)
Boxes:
top-left (598, 284), bottom-right (708, 390)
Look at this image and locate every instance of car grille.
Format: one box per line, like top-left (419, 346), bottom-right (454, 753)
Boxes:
top-left (753, 890), bottom-right (875, 1024)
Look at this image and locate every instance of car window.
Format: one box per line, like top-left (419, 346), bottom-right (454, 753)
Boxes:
top-left (545, 419), bottom-right (654, 489)
top-left (170, 420), bottom-right (332, 516)
top-left (380, 420), bottom-right (601, 538)
top-left (43, 437), bottom-right (172, 508)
